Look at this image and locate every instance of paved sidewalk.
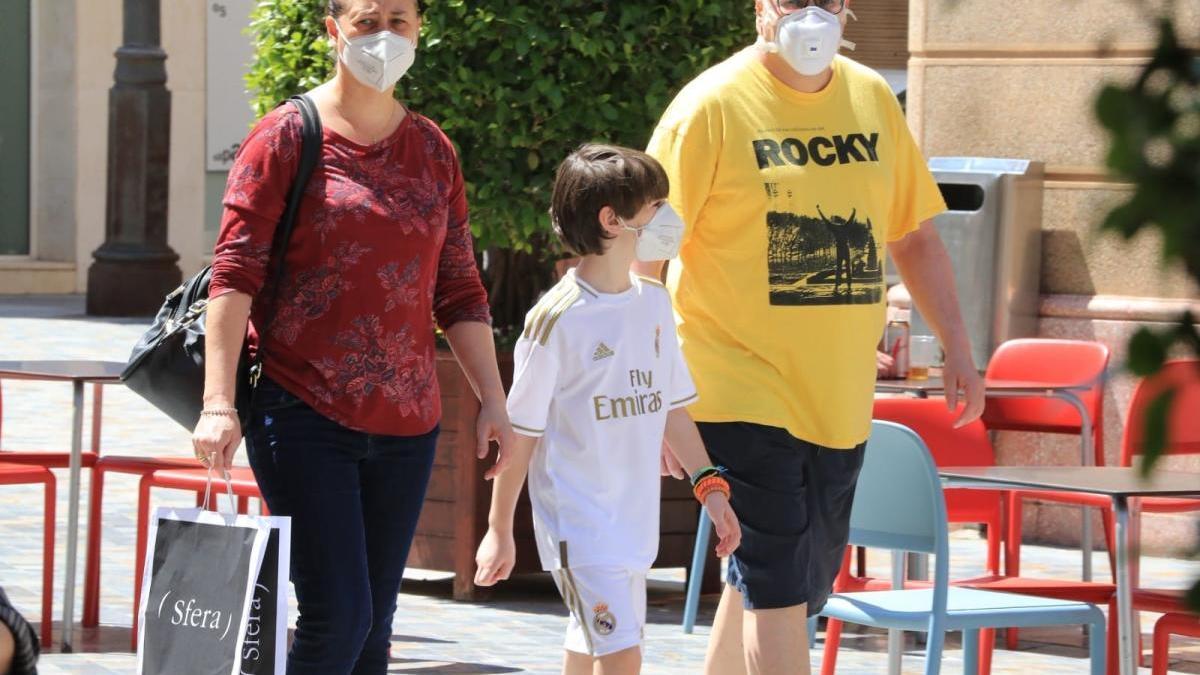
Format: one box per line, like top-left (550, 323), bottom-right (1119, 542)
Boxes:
top-left (0, 296), bottom-right (1197, 673)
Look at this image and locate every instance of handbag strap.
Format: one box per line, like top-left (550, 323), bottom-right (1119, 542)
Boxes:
top-left (248, 93), bottom-right (324, 383)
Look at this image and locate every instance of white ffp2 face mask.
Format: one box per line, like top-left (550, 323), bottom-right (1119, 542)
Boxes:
top-left (624, 203), bottom-right (686, 262)
top-left (775, 7), bottom-right (847, 76)
top-left (335, 22), bottom-right (416, 92)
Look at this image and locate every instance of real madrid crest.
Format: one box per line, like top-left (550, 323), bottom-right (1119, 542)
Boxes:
top-left (593, 602), bottom-right (617, 635)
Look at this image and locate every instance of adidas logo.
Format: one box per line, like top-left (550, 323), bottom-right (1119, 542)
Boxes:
top-left (592, 342), bottom-right (615, 361)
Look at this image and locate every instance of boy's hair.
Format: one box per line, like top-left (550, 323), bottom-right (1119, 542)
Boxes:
top-left (550, 144), bottom-right (669, 257)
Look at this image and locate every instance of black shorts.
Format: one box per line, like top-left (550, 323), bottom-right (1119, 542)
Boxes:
top-left (698, 422), bottom-right (865, 613)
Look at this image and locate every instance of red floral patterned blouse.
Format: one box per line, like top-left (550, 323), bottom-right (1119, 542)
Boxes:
top-left (210, 102), bottom-right (491, 436)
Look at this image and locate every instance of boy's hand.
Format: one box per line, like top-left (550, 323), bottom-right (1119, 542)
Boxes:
top-left (474, 528), bottom-right (516, 587)
top-left (704, 493), bottom-right (741, 557)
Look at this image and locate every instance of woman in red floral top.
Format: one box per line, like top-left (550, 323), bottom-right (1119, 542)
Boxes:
top-left (192, 0), bottom-right (514, 671)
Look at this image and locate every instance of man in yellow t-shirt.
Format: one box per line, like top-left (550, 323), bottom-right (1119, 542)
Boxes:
top-left (638, 0), bottom-right (986, 672)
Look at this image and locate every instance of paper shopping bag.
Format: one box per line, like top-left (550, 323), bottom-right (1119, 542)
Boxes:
top-left (136, 506), bottom-right (270, 675)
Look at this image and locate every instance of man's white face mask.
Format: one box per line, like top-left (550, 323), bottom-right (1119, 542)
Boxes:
top-left (757, 1), bottom-right (856, 77)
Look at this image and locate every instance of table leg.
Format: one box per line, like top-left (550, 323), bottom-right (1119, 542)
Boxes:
top-left (61, 380), bottom-right (85, 652)
top-left (887, 551), bottom-right (904, 675)
top-left (1054, 391), bottom-right (1095, 584)
top-left (1058, 392), bottom-right (1096, 643)
top-left (1112, 495), bottom-right (1135, 675)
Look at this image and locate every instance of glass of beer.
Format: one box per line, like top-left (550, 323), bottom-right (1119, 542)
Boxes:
top-left (909, 335), bottom-right (939, 380)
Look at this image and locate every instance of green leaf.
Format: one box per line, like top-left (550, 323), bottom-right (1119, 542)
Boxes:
top-left (1186, 577), bottom-right (1200, 614)
top-left (1136, 387), bottom-right (1176, 477)
top-left (246, 0), bottom-right (757, 333)
top-left (1127, 328), bottom-right (1168, 376)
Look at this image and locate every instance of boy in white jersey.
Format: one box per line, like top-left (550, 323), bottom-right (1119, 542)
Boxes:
top-left (475, 144), bottom-right (741, 674)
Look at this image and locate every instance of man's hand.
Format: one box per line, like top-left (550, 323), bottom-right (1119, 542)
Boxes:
top-left (477, 399), bottom-right (516, 480)
top-left (876, 350), bottom-right (896, 379)
top-left (943, 349), bottom-right (985, 427)
top-left (474, 528), bottom-right (516, 587)
top-left (660, 440), bottom-right (686, 479)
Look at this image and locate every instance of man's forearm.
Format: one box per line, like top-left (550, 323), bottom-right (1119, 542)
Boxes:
top-left (890, 221), bottom-right (973, 359)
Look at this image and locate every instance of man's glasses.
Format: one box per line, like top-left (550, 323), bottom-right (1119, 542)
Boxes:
top-left (778, 0), bottom-right (846, 15)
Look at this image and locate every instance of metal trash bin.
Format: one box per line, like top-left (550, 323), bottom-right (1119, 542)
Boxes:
top-left (890, 157), bottom-right (1044, 368)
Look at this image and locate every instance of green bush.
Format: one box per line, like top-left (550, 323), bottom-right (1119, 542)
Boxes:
top-left (246, 0), bottom-right (754, 254)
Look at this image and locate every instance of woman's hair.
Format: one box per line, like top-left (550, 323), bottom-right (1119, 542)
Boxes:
top-left (327, 0), bottom-right (426, 18)
top-left (550, 144), bottom-right (670, 257)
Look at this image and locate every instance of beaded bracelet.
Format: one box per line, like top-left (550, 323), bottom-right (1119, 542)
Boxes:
top-left (689, 465), bottom-right (726, 486)
top-left (693, 475), bottom-right (731, 504)
top-left (200, 407), bottom-right (239, 418)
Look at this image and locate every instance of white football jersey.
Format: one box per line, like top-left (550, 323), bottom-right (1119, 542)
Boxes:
top-left (507, 269), bottom-right (698, 570)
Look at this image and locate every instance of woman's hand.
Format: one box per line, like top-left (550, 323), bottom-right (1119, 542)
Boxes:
top-left (474, 527), bottom-right (516, 587)
top-left (192, 411), bottom-right (242, 474)
top-left (705, 493), bottom-right (742, 558)
top-left (477, 398), bottom-right (516, 480)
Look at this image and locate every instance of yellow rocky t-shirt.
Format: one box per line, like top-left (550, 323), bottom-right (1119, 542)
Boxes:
top-left (647, 51), bottom-right (946, 449)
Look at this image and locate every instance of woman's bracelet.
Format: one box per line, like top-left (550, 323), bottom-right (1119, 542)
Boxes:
top-left (689, 465), bottom-right (726, 486)
top-left (200, 407), bottom-right (239, 418)
top-left (693, 475), bottom-right (731, 504)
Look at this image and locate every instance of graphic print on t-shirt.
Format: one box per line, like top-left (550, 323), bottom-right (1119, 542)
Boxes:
top-left (752, 130), bottom-right (884, 307)
top-left (764, 184), bottom-right (883, 307)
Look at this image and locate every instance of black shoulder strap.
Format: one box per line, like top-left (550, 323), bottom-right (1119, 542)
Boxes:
top-left (250, 94), bottom-right (323, 376)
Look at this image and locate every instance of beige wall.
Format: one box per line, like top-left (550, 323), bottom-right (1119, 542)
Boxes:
top-left (8, 0), bottom-right (210, 294)
top-left (908, 0), bottom-right (1200, 553)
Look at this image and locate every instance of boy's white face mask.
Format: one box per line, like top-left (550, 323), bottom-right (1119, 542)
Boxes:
top-left (622, 203), bottom-right (686, 262)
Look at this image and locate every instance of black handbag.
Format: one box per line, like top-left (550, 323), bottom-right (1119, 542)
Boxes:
top-left (121, 94), bottom-right (323, 430)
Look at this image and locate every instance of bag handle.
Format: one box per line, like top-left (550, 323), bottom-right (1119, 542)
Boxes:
top-left (248, 93), bottom-right (324, 386)
top-left (201, 467), bottom-right (239, 513)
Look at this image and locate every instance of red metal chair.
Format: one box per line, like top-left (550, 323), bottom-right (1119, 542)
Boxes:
top-left (821, 398), bottom-right (1117, 675)
top-left (0, 462), bottom-right (56, 645)
top-left (0, 379), bottom-right (207, 629)
top-left (876, 396), bottom-right (1006, 573)
top-left (1105, 589), bottom-right (1189, 674)
top-left (82, 454), bottom-right (202, 626)
top-left (129, 466), bottom-right (265, 649)
top-left (1151, 611), bottom-right (1199, 675)
top-left (981, 339), bottom-right (1111, 647)
top-left (1100, 360), bottom-right (1200, 672)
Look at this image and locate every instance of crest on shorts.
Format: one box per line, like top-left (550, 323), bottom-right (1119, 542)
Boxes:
top-left (593, 602), bottom-right (617, 635)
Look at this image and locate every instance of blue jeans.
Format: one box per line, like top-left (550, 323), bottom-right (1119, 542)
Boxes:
top-left (245, 378), bottom-right (438, 675)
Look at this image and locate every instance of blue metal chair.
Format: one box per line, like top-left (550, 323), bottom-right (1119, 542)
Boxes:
top-left (682, 512), bottom-right (817, 643)
top-left (818, 420), bottom-right (1105, 674)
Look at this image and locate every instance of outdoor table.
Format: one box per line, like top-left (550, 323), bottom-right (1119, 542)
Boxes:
top-left (0, 360), bottom-right (125, 652)
top-left (939, 466), bottom-right (1200, 675)
top-left (876, 375), bottom-right (1103, 582)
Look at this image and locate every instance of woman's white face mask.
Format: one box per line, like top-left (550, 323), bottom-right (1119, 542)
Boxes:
top-left (334, 20), bottom-right (416, 92)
